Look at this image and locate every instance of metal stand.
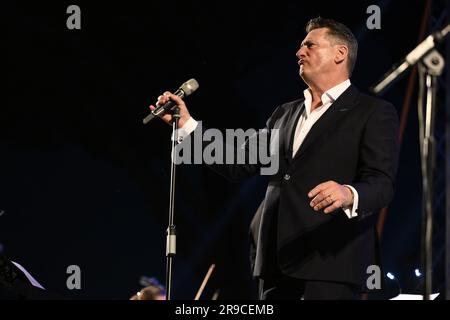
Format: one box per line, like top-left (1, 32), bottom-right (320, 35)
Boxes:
top-left (417, 50), bottom-right (445, 300)
top-left (370, 23), bottom-right (449, 300)
top-left (165, 107), bottom-right (180, 300)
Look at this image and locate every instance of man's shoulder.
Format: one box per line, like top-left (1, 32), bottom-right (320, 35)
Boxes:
top-left (265, 97), bottom-right (304, 121)
top-left (331, 85), bottom-right (398, 122)
top-left (279, 97), bottom-right (305, 110)
top-left (264, 97), bottom-right (304, 126)
top-left (273, 98), bottom-right (305, 117)
top-left (349, 87), bottom-right (397, 118)
top-left (357, 90), bottom-right (394, 109)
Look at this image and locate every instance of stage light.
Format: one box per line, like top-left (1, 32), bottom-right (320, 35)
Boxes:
top-left (386, 272), bottom-right (402, 295)
top-left (386, 272), bottom-right (395, 280)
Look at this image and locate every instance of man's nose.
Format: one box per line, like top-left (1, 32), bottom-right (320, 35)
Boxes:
top-left (296, 47), bottom-right (305, 58)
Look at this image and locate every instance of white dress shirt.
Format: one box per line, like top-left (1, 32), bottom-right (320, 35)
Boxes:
top-left (176, 79), bottom-right (359, 218)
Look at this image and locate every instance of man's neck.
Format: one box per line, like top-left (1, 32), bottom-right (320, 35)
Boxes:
top-left (307, 78), bottom-right (349, 111)
top-left (309, 90), bottom-right (323, 111)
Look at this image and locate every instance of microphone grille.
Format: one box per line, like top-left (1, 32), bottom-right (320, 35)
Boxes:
top-left (181, 78), bottom-right (199, 96)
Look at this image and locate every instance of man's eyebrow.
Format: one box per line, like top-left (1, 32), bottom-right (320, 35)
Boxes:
top-left (301, 40), bottom-right (314, 46)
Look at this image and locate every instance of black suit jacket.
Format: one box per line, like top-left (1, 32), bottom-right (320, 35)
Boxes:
top-left (199, 85), bottom-right (399, 286)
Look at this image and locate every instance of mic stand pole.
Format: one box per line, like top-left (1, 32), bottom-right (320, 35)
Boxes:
top-left (369, 24), bottom-right (449, 299)
top-left (417, 50), bottom-right (444, 300)
top-left (165, 106), bottom-right (180, 300)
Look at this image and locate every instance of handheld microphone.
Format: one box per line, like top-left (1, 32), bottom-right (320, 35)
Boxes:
top-left (143, 79), bottom-right (199, 124)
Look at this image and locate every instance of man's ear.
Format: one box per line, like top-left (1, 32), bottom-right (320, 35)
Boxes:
top-left (334, 45), bottom-right (348, 64)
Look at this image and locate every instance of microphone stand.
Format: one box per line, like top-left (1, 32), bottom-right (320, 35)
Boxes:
top-left (370, 24), bottom-right (448, 301)
top-left (417, 50), bottom-right (444, 300)
top-left (165, 107), bottom-right (180, 300)
top-left (143, 80), bottom-right (198, 300)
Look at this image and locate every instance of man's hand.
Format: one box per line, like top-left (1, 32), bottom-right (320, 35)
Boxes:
top-left (308, 181), bottom-right (354, 214)
top-left (149, 91), bottom-right (191, 128)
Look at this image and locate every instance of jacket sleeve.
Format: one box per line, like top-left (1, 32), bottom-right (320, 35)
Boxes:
top-left (182, 105), bottom-right (284, 183)
top-left (352, 102), bottom-right (400, 221)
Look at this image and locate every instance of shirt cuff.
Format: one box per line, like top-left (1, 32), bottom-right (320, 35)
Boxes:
top-left (342, 185), bottom-right (359, 219)
top-left (172, 117), bottom-right (198, 143)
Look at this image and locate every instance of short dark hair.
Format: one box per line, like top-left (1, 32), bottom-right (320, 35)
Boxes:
top-left (306, 17), bottom-right (358, 76)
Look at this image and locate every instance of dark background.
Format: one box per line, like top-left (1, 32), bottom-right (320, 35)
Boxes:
top-left (3, 1), bottom-right (448, 299)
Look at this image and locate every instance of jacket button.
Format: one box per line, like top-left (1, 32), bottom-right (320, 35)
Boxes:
top-left (284, 174), bottom-right (290, 181)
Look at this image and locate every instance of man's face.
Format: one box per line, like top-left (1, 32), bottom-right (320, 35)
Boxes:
top-left (296, 28), bottom-right (337, 83)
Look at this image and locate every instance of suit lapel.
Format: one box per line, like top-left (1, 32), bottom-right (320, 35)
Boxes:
top-left (292, 85), bottom-right (359, 161)
top-left (284, 101), bottom-right (305, 163)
